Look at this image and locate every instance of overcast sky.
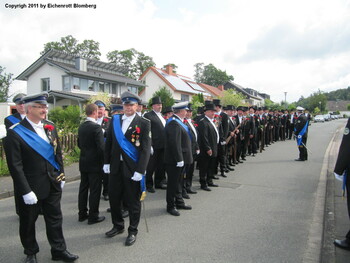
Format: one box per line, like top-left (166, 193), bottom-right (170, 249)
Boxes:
top-left (1, 0), bottom-right (350, 103)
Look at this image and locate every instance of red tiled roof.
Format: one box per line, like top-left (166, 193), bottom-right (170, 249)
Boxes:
top-left (198, 83), bottom-right (224, 97)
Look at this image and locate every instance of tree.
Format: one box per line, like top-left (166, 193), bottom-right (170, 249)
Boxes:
top-left (296, 89), bottom-right (327, 113)
top-left (264, 99), bottom-right (280, 111)
top-left (87, 92), bottom-right (111, 108)
top-left (41, 35), bottom-right (101, 59)
top-left (190, 93), bottom-right (205, 117)
top-left (194, 63), bottom-right (234, 87)
top-left (347, 104), bottom-right (350, 111)
top-left (0, 66), bottom-right (13, 102)
top-left (219, 89), bottom-right (246, 107)
top-left (148, 86), bottom-right (174, 108)
top-left (48, 105), bottom-right (82, 134)
top-left (107, 48), bottom-right (156, 79)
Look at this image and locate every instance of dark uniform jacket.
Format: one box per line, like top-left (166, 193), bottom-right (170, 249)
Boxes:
top-left (5, 118), bottom-right (64, 199)
top-left (105, 114), bottom-right (151, 177)
top-left (4, 112), bottom-right (22, 130)
top-left (219, 111), bottom-right (229, 140)
top-left (334, 118), bottom-right (350, 175)
top-left (164, 115), bottom-right (193, 165)
top-left (198, 116), bottom-right (218, 158)
top-left (294, 114), bottom-right (308, 137)
top-left (143, 110), bottom-right (165, 150)
top-left (78, 119), bottom-right (105, 173)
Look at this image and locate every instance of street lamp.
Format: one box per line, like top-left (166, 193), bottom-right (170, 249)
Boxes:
top-left (284, 92), bottom-right (287, 107)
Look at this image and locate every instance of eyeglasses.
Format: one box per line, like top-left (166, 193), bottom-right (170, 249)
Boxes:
top-left (31, 105), bottom-right (48, 109)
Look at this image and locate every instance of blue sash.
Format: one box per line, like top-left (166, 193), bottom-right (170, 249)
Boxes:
top-left (166, 117), bottom-right (192, 141)
top-left (296, 121), bottom-right (308, 146)
top-left (12, 124), bottom-right (60, 170)
top-left (6, 115), bottom-right (20, 125)
top-left (113, 115), bottom-right (139, 163)
top-left (343, 170), bottom-right (348, 197)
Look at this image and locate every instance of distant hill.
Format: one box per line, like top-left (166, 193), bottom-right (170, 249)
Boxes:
top-left (324, 87), bottom-right (350, 101)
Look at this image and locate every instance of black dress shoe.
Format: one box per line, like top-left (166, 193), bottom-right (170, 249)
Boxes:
top-left (334, 238), bottom-right (350, 250)
top-left (122, 210), bottom-right (129, 218)
top-left (147, 187), bottom-right (155, 193)
top-left (125, 234), bottom-right (137, 246)
top-left (107, 207), bottom-right (111, 212)
top-left (227, 167), bottom-right (235, 171)
top-left (176, 204), bottom-right (192, 210)
top-left (238, 160), bottom-right (243, 163)
top-left (88, 216), bottom-right (105, 225)
top-left (212, 175), bottom-right (220, 180)
top-left (105, 227), bottom-right (125, 237)
top-left (208, 183), bottom-right (219, 187)
top-left (155, 184), bottom-right (167, 190)
top-left (294, 158), bottom-right (305, 161)
top-left (52, 250), bottom-right (79, 262)
top-left (241, 157), bottom-right (246, 161)
top-left (78, 214), bottom-right (88, 222)
top-left (25, 254), bottom-right (37, 263)
top-left (167, 208), bottom-right (180, 216)
top-left (187, 188), bottom-right (197, 194)
top-left (201, 186), bottom-right (211, 191)
top-left (103, 194), bottom-right (109, 201)
top-left (220, 173), bottom-right (227, 178)
top-left (182, 193), bottom-right (190, 199)
top-left (224, 169), bottom-right (230, 173)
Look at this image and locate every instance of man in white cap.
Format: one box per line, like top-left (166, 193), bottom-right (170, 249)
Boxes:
top-left (4, 92), bottom-right (78, 263)
top-left (294, 106), bottom-right (308, 161)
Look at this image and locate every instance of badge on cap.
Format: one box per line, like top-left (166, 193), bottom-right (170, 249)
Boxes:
top-left (344, 127), bottom-right (349, 136)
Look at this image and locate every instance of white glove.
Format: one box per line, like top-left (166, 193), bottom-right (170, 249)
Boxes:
top-left (334, 172), bottom-right (343, 182)
top-left (196, 150), bottom-right (200, 155)
top-left (60, 181), bottom-right (65, 189)
top-left (150, 146), bottom-right (154, 155)
top-left (176, 161), bottom-right (184, 167)
top-left (103, 164), bottom-right (110, 174)
top-left (220, 141), bottom-right (226, 145)
top-left (131, 172), bottom-right (143, 181)
top-left (23, 191), bottom-right (38, 205)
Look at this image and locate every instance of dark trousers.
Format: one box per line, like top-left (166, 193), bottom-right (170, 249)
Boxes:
top-left (198, 155), bottom-right (216, 187)
top-left (298, 137), bottom-right (308, 160)
top-left (18, 186), bottom-right (66, 256)
top-left (236, 139), bottom-right (244, 160)
top-left (217, 144), bottom-right (227, 173)
top-left (78, 171), bottom-right (103, 219)
top-left (108, 164), bottom-right (141, 235)
top-left (146, 148), bottom-right (166, 188)
top-left (184, 156), bottom-right (196, 191)
top-left (165, 165), bottom-right (185, 209)
top-left (102, 172), bottom-right (109, 196)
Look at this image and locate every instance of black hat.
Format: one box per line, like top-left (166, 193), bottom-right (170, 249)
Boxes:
top-left (94, 100), bottom-right (106, 108)
top-left (197, 106), bottom-right (204, 114)
top-left (187, 103), bottom-right (193, 111)
top-left (151, 96), bottom-right (162, 105)
top-left (204, 100), bottom-right (212, 106)
top-left (262, 107), bottom-right (268, 111)
top-left (223, 106), bottom-right (228, 111)
top-left (257, 107), bottom-right (262, 111)
top-left (249, 106), bottom-right (257, 111)
top-left (226, 105), bottom-right (235, 111)
top-left (162, 106), bottom-right (173, 114)
top-left (13, 93), bottom-right (26, 104)
top-left (213, 99), bottom-right (221, 107)
top-left (204, 103), bottom-right (216, 111)
top-left (121, 91), bottom-right (141, 105)
top-left (22, 92), bottom-right (48, 105)
top-left (236, 106), bottom-right (244, 111)
top-left (110, 104), bottom-right (123, 114)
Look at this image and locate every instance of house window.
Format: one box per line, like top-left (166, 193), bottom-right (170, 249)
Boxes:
top-left (88, 80), bottom-right (95, 91)
top-left (73, 77), bottom-right (80, 90)
top-left (99, 82), bottom-right (105, 92)
top-left (181, 94), bottom-right (189, 101)
top-left (41, 78), bottom-right (50, 91)
top-left (63, 76), bottom-right (70, 91)
top-left (111, 83), bottom-right (117, 95)
top-left (80, 78), bottom-right (88, 91)
top-left (128, 86), bottom-right (138, 94)
top-left (105, 83), bottom-right (110, 94)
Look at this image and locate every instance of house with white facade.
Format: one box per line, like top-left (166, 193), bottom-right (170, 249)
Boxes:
top-left (139, 65), bottom-right (223, 103)
top-left (16, 49), bottom-right (145, 108)
top-left (224, 81), bottom-right (265, 106)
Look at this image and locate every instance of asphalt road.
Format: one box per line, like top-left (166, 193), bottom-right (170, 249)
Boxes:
top-left (0, 119), bottom-right (346, 263)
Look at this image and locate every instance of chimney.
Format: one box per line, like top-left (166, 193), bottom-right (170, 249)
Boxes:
top-left (75, 57), bottom-right (87, 72)
top-left (218, 85), bottom-right (224, 91)
top-left (165, 64), bottom-right (173, 75)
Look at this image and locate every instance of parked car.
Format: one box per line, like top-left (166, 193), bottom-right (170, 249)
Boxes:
top-left (314, 115), bottom-right (325, 123)
top-left (323, 114), bottom-right (331, 121)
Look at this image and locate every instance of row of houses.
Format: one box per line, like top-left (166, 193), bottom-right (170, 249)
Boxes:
top-left (11, 49), bottom-right (269, 112)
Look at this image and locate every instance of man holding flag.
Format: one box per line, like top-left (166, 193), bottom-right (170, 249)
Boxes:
top-left (103, 91), bottom-right (151, 246)
top-left (294, 106), bottom-right (309, 161)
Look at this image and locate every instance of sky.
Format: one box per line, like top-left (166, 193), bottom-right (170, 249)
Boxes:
top-left (1, 0), bottom-right (350, 103)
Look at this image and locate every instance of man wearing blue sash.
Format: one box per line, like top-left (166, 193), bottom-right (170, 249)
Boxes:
top-left (103, 91), bottom-right (151, 246)
top-left (4, 92), bottom-right (78, 263)
top-left (164, 101), bottom-right (193, 216)
top-left (4, 93), bottom-right (26, 130)
top-left (294, 106), bottom-right (308, 161)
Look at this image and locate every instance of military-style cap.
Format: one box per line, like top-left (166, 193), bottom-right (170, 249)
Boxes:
top-left (162, 106), bottom-right (173, 114)
top-left (204, 103), bottom-right (216, 111)
top-left (151, 96), bottom-right (162, 105)
top-left (94, 100), bottom-right (106, 108)
top-left (110, 104), bottom-right (123, 114)
top-left (13, 93), bottom-right (26, 104)
top-left (173, 101), bottom-right (189, 110)
top-left (213, 99), bottom-right (221, 107)
top-left (296, 106), bottom-right (305, 111)
top-left (121, 91), bottom-right (141, 105)
top-left (22, 92), bottom-right (48, 105)
top-left (236, 106), bottom-right (244, 111)
top-left (226, 105), bottom-right (235, 111)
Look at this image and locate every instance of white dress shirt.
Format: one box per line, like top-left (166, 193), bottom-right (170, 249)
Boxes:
top-left (26, 117), bottom-right (50, 144)
top-left (186, 118), bottom-right (198, 141)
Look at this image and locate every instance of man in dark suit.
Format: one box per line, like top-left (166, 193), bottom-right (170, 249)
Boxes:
top-left (294, 106), bottom-right (308, 161)
top-left (104, 91), bottom-right (151, 246)
top-left (198, 103), bottom-right (219, 191)
top-left (143, 97), bottom-right (166, 192)
top-left (95, 100), bottom-right (111, 201)
top-left (78, 103), bottom-right (105, 224)
top-left (164, 102), bottom-right (193, 216)
top-left (4, 93), bottom-right (27, 130)
top-left (234, 106), bottom-right (246, 162)
top-left (4, 92), bottom-right (78, 263)
top-left (333, 118), bottom-right (350, 250)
